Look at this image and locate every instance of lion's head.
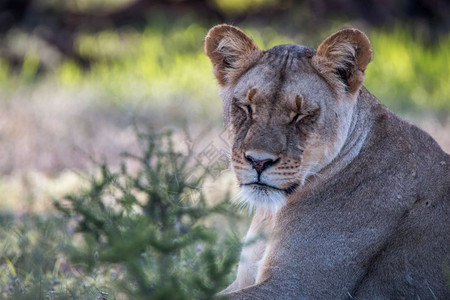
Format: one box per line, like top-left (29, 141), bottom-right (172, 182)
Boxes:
top-left (205, 25), bottom-right (372, 211)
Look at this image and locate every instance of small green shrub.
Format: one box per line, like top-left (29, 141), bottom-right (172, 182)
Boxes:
top-left (1, 129), bottom-right (242, 299)
top-left (54, 129), bottom-right (241, 299)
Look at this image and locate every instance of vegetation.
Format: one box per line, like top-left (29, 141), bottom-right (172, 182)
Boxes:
top-left (1, 21), bottom-right (448, 118)
top-left (365, 27), bottom-right (450, 114)
top-left (1, 130), bottom-right (241, 299)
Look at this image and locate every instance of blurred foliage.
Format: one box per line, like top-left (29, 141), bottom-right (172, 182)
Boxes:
top-left (365, 27), bottom-right (450, 114)
top-left (1, 129), bottom-right (242, 299)
top-left (68, 22), bottom-right (217, 107)
top-left (61, 23), bottom-right (450, 114)
top-left (213, 0), bottom-right (280, 14)
top-left (0, 215), bottom-right (72, 299)
top-left (38, 0), bottom-right (135, 13)
top-left (0, 58), bottom-right (9, 82)
top-left (0, 20), bottom-right (448, 116)
top-left (38, 0), bottom-right (282, 14)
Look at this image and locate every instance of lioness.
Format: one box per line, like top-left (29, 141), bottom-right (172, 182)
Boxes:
top-left (205, 25), bottom-right (450, 299)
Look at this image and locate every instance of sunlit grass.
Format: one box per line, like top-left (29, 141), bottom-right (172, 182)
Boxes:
top-left (0, 22), bottom-right (448, 116)
top-left (366, 27), bottom-right (450, 113)
top-left (56, 24), bottom-right (221, 117)
top-left (56, 24), bottom-right (450, 115)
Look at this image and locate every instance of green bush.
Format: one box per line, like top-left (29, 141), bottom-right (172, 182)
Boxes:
top-left (1, 129), bottom-right (242, 299)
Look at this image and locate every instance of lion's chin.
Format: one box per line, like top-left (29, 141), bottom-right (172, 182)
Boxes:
top-left (238, 184), bottom-right (287, 215)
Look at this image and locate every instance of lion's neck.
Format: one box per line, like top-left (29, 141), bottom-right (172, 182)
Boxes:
top-left (300, 90), bottom-right (374, 193)
top-left (329, 91), bottom-right (372, 172)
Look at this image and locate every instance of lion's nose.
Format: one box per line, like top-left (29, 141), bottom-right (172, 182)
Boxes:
top-left (244, 153), bottom-right (279, 174)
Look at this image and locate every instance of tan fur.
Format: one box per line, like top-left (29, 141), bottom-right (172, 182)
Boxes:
top-left (312, 28), bottom-right (372, 95)
top-left (206, 25), bottom-right (450, 299)
top-left (205, 25), bottom-right (262, 86)
top-left (220, 208), bottom-right (275, 294)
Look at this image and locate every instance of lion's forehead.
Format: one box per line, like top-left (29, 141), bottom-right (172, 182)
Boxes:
top-left (265, 44), bottom-right (315, 58)
top-left (234, 45), bottom-right (328, 109)
top-left (248, 45), bottom-right (315, 82)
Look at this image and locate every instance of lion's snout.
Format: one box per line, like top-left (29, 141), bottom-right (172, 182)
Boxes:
top-left (244, 151), bottom-right (280, 175)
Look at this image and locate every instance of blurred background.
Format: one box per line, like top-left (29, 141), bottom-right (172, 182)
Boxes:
top-left (0, 0), bottom-right (449, 298)
top-left (0, 0), bottom-right (449, 211)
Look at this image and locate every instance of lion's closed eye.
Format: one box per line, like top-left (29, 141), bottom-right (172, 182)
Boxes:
top-left (290, 113), bottom-right (302, 124)
top-left (244, 105), bottom-right (252, 117)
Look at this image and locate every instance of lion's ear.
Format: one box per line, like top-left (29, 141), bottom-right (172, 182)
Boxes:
top-left (312, 28), bottom-right (372, 95)
top-left (205, 24), bottom-right (262, 86)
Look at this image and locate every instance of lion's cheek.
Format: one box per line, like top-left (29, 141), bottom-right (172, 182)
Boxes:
top-left (231, 159), bottom-right (256, 184)
top-left (301, 136), bottom-right (341, 176)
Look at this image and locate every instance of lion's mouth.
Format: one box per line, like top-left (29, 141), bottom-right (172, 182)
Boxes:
top-left (242, 182), bottom-right (299, 196)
